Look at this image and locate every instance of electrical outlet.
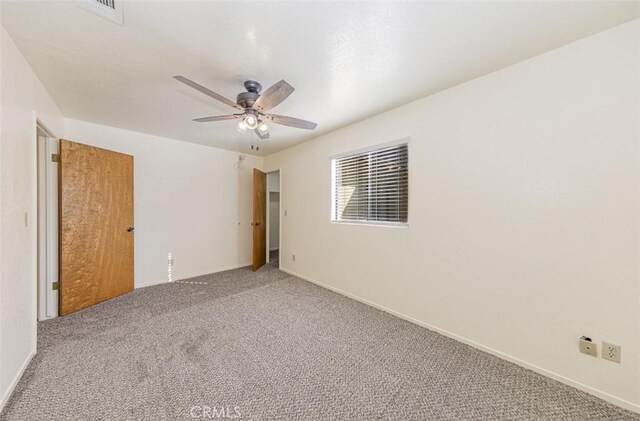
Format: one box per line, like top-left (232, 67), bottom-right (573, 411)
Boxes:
top-left (579, 336), bottom-right (597, 357)
top-left (292, 254), bottom-right (296, 262)
top-left (602, 342), bottom-right (621, 363)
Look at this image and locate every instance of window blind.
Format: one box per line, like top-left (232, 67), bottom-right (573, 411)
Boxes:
top-left (332, 143), bottom-right (408, 224)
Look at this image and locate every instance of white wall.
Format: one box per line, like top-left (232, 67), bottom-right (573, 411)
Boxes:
top-left (0, 26), bottom-right (64, 409)
top-left (264, 20), bottom-right (640, 411)
top-left (64, 119), bottom-right (262, 287)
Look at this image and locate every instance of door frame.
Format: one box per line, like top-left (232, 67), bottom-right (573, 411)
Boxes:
top-left (36, 119), bottom-right (59, 320)
top-left (265, 169), bottom-right (281, 268)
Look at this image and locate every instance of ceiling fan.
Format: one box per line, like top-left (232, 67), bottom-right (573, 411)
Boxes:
top-left (174, 76), bottom-right (318, 140)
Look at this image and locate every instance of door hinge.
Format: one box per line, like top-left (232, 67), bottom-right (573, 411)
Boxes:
top-left (51, 153), bottom-right (60, 163)
top-left (52, 281), bottom-right (59, 291)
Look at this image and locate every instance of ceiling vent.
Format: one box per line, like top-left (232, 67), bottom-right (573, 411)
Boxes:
top-left (76, 0), bottom-right (123, 25)
top-left (95, 0), bottom-right (115, 9)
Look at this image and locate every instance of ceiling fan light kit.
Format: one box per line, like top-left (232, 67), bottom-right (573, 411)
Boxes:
top-left (174, 76), bottom-right (318, 147)
top-left (236, 121), bottom-right (247, 132)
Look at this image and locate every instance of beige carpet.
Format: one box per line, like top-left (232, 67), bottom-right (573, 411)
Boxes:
top-left (2, 263), bottom-right (638, 420)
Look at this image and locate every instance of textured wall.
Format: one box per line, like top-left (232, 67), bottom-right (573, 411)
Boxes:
top-left (264, 20), bottom-right (640, 411)
top-left (64, 119), bottom-right (263, 287)
top-left (0, 26), bottom-right (64, 409)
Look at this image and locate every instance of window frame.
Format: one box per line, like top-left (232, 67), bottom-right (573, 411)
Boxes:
top-left (331, 138), bottom-right (409, 228)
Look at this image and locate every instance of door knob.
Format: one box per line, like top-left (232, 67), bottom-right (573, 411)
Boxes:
top-left (127, 226), bottom-right (135, 232)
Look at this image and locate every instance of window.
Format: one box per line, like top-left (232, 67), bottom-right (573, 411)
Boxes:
top-left (332, 142), bottom-right (408, 225)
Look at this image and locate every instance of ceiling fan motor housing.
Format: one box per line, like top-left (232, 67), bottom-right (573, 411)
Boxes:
top-left (236, 91), bottom-right (259, 109)
top-left (244, 80), bottom-right (262, 93)
top-left (236, 80), bottom-right (263, 108)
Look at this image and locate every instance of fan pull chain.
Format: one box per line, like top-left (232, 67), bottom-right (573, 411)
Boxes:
top-left (250, 130), bottom-right (259, 151)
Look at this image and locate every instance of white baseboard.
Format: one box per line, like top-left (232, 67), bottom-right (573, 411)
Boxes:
top-left (0, 350), bottom-right (36, 413)
top-left (135, 279), bottom-right (166, 289)
top-left (174, 263), bottom-right (252, 282)
top-left (280, 267), bottom-right (640, 414)
top-left (136, 263), bottom-right (253, 289)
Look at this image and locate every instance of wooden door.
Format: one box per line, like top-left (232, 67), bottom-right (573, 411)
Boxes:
top-left (59, 140), bottom-right (134, 315)
top-left (252, 168), bottom-right (267, 271)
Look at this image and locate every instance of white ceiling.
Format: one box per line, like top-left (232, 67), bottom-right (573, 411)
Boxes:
top-left (2, 1), bottom-right (638, 156)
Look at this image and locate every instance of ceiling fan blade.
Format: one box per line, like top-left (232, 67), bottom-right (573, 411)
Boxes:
top-left (265, 114), bottom-right (317, 130)
top-left (174, 76), bottom-right (243, 110)
top-left (253, 80), bottom-right (294, 113)
top-left (254, 128), bottom-right (270, 140)
top-left (193, 115), bottom-right (239, 122)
